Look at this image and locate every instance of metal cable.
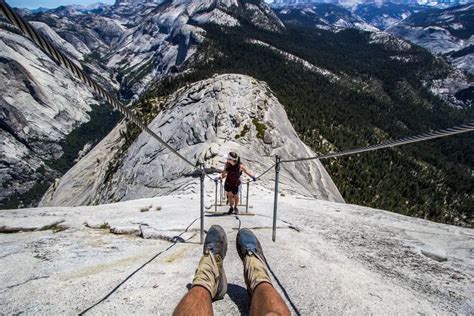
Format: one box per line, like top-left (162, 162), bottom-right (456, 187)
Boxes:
top-left (256, 163), bottom-right (276, 180)
top-left (265, 260), bottom-right (301, 315)
top-left (234, 214), bottom-right (242, 231)
top-left (0, 0), bottom-right (198, 169)
top-left (3, 0), bottom-right (472, 169)
top-left (241, 163), bottom-right (275, 185)
top-left (78, 216), bottom-right (200, 315)
top-left (281, 120), bottom-right (474, 163)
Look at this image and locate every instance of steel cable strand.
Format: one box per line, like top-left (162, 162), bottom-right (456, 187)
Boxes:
top-left (234, 215), bottom-right (242, 231)
top-left (78, 216), bottom-right (200, 315)
top-left (264, 257), bottom-right (301, 315)
top-left (0, 0), bottom-right (198, 170)
top-left (2, 0), bottom-right (473, 169)
top-left (241, 162), bottom-right (277, 186)
top-left (256, 163), bottom-right (276, 180)
top-left (281, 120), bottom-right (474, 163)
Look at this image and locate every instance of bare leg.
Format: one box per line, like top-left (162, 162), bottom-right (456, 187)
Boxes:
top-left (236, 229), bottom-right (291, 316)
top-left (226, 191), bottom-right (234, 206)
top-left (234, 193), bottom-right (239, 208)
top-left (174, 225), bottom-right (228, 315)
top-left (250, 282), bottom-right (290, 316)
top-left (173, 286), bottom-right (213, 316)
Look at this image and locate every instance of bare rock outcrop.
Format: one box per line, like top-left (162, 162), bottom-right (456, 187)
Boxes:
top-left (41, 74), bottom-right (344, 206)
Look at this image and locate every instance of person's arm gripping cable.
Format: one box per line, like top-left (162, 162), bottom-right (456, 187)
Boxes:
top-left (241, 164), bottom-right (256, 182)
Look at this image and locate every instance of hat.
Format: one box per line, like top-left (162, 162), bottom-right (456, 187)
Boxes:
top-left (224, 151), bottom-right (238, 161)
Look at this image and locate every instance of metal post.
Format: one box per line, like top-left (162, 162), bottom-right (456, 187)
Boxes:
top-left (219, 179), bottom-right (223, 205)
top-left (246, 181), bottom-right (250, 213)
top-left (214, 179), bottom-right (218, 212)
top-left (272, 156), bottom-right (281, 242)
top-left (239, 183), bottom-right (243, 205)
top-left (200, 163), bottom-right (205, 244)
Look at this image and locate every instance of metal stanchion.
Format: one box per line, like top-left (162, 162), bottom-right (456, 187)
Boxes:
top-left (240, 183), bottom-right (243, 204)
top-left (220, 179), bottom-right (223, 205)
top-left (246, 181), bottom-right (250, 213)
top-left (214, 178), bottom-right (218, 212)
top-left (200, 163), bottom-right (205, 244)
top-left (272, 156), bottom-right (281, 242)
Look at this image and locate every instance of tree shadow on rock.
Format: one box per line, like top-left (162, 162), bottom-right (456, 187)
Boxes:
top-left (227, 283), bottom-right (250, 315)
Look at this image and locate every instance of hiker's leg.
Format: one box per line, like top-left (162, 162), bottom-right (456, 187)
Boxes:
top-left (250, 282), bottom-right (290, 316)
top-left (236, 229), bottom-right (291, 316)
top-left (173, 286), bottom-right (213, 316)
top-left (174, 225), bottom-right (228, 316)
top-left (226, 191), bottom-right (234, 206)
top-left (233, 192), bottom-right (239, 208)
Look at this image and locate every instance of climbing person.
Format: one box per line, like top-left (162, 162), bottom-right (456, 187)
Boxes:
top-left (173, 225), bottom-right (291, 316)
top-left (216, 152), bottom-right (256, 215)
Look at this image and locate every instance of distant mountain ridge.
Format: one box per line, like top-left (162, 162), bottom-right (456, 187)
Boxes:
top-left (354, 2), bottom-right (435, 30)
top-left (275, 3), bottom-right (378, 32)
top-left (0, 0), bottom-right (285, 208)
top-left (271, 0), bottom-right (472, 10)
top-left (134, 10), bottom-right (472, 226)
top-left (1, 0), bottom-right (472, 227)
top-left (387, 3), bottom-right (474, 74)
top-left (0, 22), bottom-right (119, 208)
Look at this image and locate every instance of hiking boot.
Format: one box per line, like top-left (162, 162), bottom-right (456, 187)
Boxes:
top-left (236, 228), bottom-right (273, 295)
top-left (234, 207), bottom-right (239, 215)
top-left (227, 207), bottom-right (234, 215)
top-left (192, 225), bottom-right (228, 300)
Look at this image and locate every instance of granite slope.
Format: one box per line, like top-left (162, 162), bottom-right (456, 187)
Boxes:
top-left (41, 74), bottom-right (344, 206)
top-left (1, 181), bottom-right (472, 314)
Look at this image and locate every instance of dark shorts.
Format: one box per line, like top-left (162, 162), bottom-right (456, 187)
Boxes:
top-left (224, 182), bottom-right (239, 195)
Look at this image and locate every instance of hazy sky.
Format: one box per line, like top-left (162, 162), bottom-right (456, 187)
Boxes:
top-left (9, 0), bottom-right (273, 9)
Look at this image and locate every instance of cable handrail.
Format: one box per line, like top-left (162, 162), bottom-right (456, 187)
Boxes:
top-left (228, 120), bottom-right (474, 185)
top-left (281, 120), bottom-right (474, 163)
top-left (0, 0), bottom-right (198, 170)
top-left (3, 1), bottom-right (473, 309)
top-left (256, 163), bottom-right (276, 180)
top-left (3, 0), bottom-right (473, 243)
top-left (4, 0), bottom-right (471, 185)
top-left (5, 0), bottom-right (473, 309)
